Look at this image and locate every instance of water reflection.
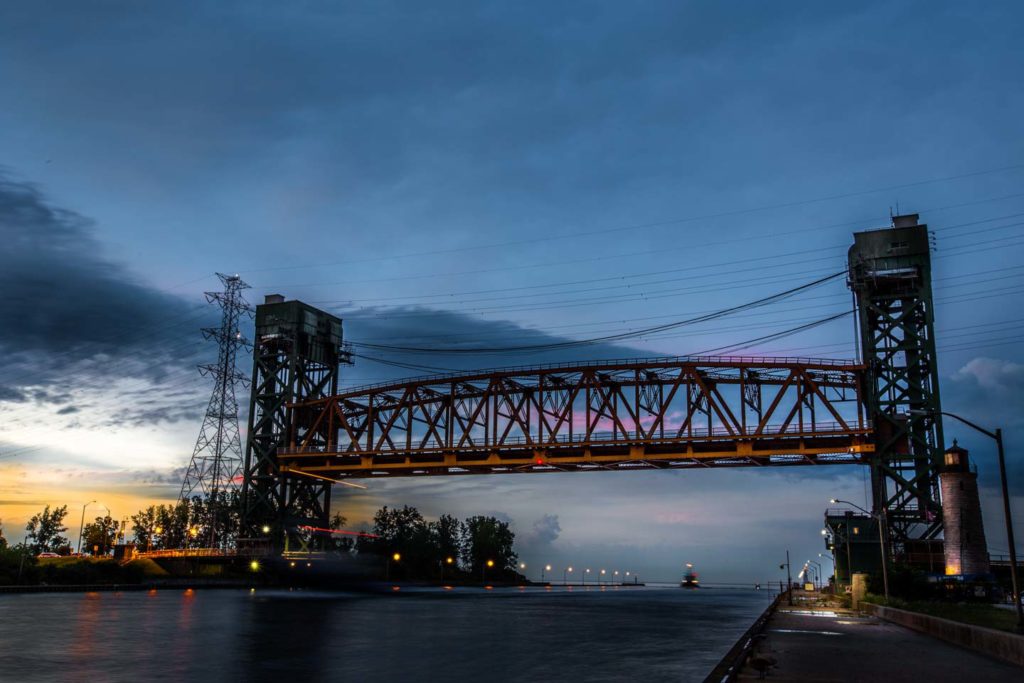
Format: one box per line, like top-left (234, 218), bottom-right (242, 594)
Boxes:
top-left (0, 587), bottom-right (770, 683)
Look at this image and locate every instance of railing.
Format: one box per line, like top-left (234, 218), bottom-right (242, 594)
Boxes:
top-left (280, 421), bottom-right (868, 456)
top-left (331, 354), bottom-right (861, 397)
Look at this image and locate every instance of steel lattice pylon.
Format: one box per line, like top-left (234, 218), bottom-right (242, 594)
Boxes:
top-left (848, 215), bottom-right (945, 548)
top-left (180, 274), bottom-right (253, 534)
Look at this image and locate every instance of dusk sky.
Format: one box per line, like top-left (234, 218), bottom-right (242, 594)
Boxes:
top-left (1, 1), bottom-right (1022, 583)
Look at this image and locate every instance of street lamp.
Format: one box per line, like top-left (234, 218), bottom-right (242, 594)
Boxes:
top-left (808, 559), bottom-right (823, 591)
top-left (600, 569), bottom-right (606, 586)
top-left (779, 550), bottom-right (793, 606)
top-left (819, 552), bottom-right (835, 589)
top-left (77, 500), bottom-right (97, 555)
top-left (483, 558), bottom-right (495, 584)
top-left (441, 555), bottom-right (455, 582)
top-left (832, 498), bottom-right (889, 602)
top-left (543, 564), bottom-right (551, 582)
top-left (910, 409), bottom-right (1022, 633)
top-left (387, 552), bottom-right (401, 581)
top-left (584, 568), bottom-right (590, 585)
top-left (564, 566), bottom-right (573, 584)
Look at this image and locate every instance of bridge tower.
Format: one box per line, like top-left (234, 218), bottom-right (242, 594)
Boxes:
top-left (848, 214), bottom-right (945, 548)
top-left (240, 295), bottom-right (346, 550)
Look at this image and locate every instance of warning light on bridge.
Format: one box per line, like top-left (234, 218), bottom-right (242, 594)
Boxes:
top-left (249, 560), bottom-right (260, 572)
top-left (535, 457), bottom-right (544, 465)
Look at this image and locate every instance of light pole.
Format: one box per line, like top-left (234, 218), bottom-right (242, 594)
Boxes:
top-left (387, 552), bottom-right (400, 581)
top-left (808, 559), bottom-right (823, 591)
top-left (77, 500), bottom-right (97, 555)
top-left (483, 558), bottom-right (494, 584)
top-left (910, 410), bottom-right (1021, 632)
top-left (600, 569), bottom-right (606, 586)
top-left (832, 498), bottom-right (889, 602)
top-left (564, 566), bottom-right (573, 584)
top-left (441, 556), bottom-right (454, 582)
top-left (543, 564), bottom-right (551, 582)
top-left (819, 552), bottom-right (836, 590)
top-left (779, 550), bottom-right (793, 605)
top-left (584, 568), bottom-right (590, 585)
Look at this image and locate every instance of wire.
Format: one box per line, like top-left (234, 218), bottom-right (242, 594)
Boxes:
top-left (353, 272), bottom-right (846, 354)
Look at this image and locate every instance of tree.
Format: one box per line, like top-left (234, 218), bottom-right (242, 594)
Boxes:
top-left (328, 513), bottom-right (355, 553)
top-left (0, 518), bottom-right (7, 550)
top-left (154, 501), bottom-right (191, 549)
top-left (81, 515), bottom-right (119, 556)
top-left (463, 516), bottom-right (517, 574)
top-left (131, 506), bottom-right (161, 551)
top-left (430, 514), bottom-right (463, 567)
top-left (25, 505), bottom-right (69, 554)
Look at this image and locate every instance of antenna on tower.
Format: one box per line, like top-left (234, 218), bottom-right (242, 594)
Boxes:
top-left (179, 273), bottom-right (253, 547)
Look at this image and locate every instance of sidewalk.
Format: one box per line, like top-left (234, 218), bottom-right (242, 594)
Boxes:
top-left (736, 599), bottom-right (1022, 681)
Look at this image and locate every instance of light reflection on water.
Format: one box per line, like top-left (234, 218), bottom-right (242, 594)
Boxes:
top-left (0, 586), bottom-right (771, 682)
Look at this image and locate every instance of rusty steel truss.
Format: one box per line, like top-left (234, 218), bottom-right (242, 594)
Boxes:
top-left (279, 356), bottom-right (871, 480)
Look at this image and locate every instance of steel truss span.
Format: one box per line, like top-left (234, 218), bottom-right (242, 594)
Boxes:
top-left (280, 356), bottom-right (871, 480)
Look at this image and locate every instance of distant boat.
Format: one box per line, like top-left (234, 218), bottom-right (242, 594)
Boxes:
top-left (680, 562), bottom-right (699, 588)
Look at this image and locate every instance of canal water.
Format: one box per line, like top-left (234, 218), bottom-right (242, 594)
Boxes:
top-left (0, 585), bottom-right (771, 682)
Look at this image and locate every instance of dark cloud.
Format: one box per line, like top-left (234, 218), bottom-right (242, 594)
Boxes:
top-left (0, 174), bottom-right (215, 397)
top-left (337, 305), bottom-right (654, 386)
top-left (55, 405), bottom-right (79, 415)
top-left (0, 385), bottom-right (26, 402)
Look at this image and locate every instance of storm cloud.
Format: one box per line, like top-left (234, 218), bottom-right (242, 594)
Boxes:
top-left (0, 174), bottom-right (214, 394)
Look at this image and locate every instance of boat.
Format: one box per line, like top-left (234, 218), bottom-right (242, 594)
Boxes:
top-left (680, 562), bottom-right (699, 588)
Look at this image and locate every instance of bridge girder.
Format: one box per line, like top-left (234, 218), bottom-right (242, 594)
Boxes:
top-left (281, 356), bottom-right (871, 480)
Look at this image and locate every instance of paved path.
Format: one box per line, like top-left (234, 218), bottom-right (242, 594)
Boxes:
top-left (736, 603), bottom-right (1022, 682)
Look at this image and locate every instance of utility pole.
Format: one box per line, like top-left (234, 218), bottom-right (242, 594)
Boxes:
top-left (180, 274), bottom-right (252, 548)
top-left (784, 550), bottom-right (793, 606)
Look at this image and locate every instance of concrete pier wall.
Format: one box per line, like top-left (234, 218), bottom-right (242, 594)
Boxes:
top-left (861, 602), bottom-right (1024, 668)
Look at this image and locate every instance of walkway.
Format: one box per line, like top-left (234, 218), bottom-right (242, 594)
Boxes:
top-left (736, 599), bottom-right (1021, 681)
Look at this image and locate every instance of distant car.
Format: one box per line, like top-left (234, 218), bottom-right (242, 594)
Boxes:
top-left (36, 552), bottom-right (60, 558)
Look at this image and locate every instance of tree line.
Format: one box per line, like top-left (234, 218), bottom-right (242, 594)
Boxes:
top-left (357, 505), bottom-right (518, 579)
top-left (4, 501), bottom-right (519, 580)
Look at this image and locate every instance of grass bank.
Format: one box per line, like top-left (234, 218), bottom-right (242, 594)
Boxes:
top-left (863, 594), bottom-right (1019, 633)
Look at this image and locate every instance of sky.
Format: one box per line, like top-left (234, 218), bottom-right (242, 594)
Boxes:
top-left (1, 0), bottom-right (1022, 583)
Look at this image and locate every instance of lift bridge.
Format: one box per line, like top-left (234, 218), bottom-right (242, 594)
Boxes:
top-left (240, 215), bottom-right (946, 554)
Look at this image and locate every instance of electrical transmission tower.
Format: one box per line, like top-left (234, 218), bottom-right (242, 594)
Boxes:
top-left (180, 273), bottom-right (253, 545)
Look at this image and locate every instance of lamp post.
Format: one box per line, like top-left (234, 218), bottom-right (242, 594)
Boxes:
top-left (387, 552), bottom-right (400, 581)
top-left (910, 410), bottom-right (1021, 632)
top-left (808, 559), bottom-right (823, 591)
top-left (600, 569), bottom-right (606, 586)
top-left (77, 500), bottom-right (97, 555)
top-left (543, 564), bottom-right (551, 583)
top-left (779, 550), bottom-right (793, 606)
top-left (564, 566), bottom-right (573, 584)
top-left (584, 568), bottom-right (590, 585)
top-left (441, 556), bottom-right (454, 583)
top-left (819, 552), bottom-right (835, 589)
top-left (483, 558), bottom-right (494, 584)
top-left (832, 498), bottom-right (889, 602)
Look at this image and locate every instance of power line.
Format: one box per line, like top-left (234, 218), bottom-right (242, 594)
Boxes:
top-left (353, 271), bottom-right (845, 354)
